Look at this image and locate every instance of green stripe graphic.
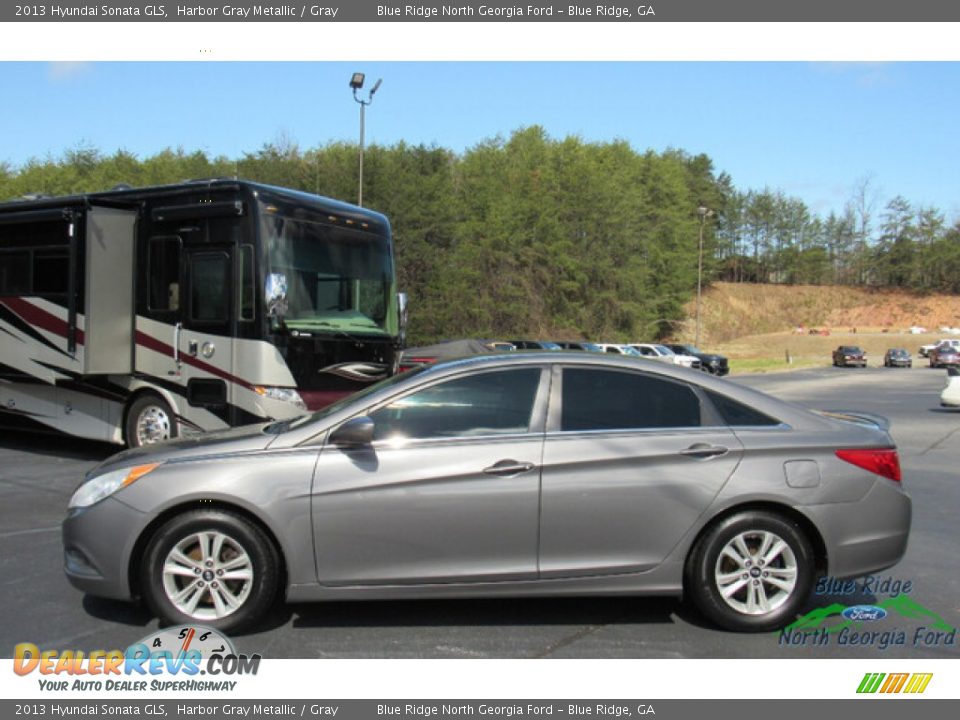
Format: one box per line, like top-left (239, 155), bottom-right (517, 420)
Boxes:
top-left (857, 672), bottom-right (886, 693)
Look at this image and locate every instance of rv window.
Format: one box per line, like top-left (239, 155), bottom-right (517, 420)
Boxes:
top-left (33, 251), bottom-right (69, 294)
top-left (148, 237), bottom-right (181, 311)
top-left (239, 244), bottom-right (254, 321)
top-left (190, 252), bottom-right (229, 323)
top-left (0, 251), bottom-right (30, 294)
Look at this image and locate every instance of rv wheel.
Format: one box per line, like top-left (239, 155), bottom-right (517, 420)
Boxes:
top-left (125, 394), bottom-right (178, 448)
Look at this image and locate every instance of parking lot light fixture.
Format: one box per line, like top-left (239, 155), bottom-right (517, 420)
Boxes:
top-left (350, 73), bottom-right (383, 207)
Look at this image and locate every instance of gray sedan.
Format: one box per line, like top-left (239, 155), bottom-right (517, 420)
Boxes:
top-left (63, 353), bottom-right (911, 633)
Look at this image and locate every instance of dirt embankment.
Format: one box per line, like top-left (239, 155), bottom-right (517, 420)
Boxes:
top-left (683, 283), bottom-right (960, 345)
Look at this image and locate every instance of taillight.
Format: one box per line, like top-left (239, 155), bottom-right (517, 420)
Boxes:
top-left (835, 448), bottom-right (901, 483)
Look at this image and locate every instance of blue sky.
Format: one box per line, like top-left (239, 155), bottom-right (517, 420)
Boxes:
top-left (2, 61), bottom-right (958, 221)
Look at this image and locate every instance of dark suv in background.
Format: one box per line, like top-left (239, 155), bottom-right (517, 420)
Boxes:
top-left (665, 344), bottom-right (729, 375)
top-left (833, 345), bottom-right (867, 367)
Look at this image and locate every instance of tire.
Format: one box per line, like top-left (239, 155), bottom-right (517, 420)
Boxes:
top-left (685, 510), bottom-right (815, 632)
top-left (125, 394), bottom-right (178, 448)
top-left (140, 510), bottom-right (280, 633)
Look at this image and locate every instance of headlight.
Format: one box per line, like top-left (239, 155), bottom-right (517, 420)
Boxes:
top-left (254, 386), bottom-right (307, 410)
top-left (68, 463), bottom-right (160, 509)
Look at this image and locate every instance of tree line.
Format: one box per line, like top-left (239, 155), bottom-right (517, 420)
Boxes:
top-left (718, 183), bottom-right (960, 293)
top-left (2, 129), bottom-right (959, 344)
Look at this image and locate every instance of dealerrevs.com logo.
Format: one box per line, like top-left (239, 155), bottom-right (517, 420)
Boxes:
top-left (12, 626), bottom-right (260, 692)
top-left (857, 672), bottom-right (933, 694)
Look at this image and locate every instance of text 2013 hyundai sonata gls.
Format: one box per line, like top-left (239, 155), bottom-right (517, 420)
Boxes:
top-left (63, 353), bottom-right (911, 633)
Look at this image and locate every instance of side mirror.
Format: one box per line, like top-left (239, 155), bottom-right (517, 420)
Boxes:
top-left (329, 416), bottom-right (375, 448)
top-left (397, 291), bottom-right (409, 346)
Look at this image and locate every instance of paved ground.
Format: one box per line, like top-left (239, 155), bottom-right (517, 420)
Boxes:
top-left (1, 365), bottom-right (958, 658)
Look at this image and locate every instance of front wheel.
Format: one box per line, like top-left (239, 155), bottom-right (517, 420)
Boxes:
top-left (125, 394), bottom-right (177, 448)
top-left (140, 510), bottom-right (280, 633)
top-left (686, 511), bottom-right (815, 632)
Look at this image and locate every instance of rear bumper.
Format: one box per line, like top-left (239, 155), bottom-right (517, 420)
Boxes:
top-left (804, 479), bottom-right (911, 579)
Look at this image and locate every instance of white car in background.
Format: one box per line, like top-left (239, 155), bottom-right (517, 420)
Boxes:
top-left (596, 343), bottom-right (644, 357)
top-left (942, 367), bottom-right (960, 408)
top-left (920, 338), bottom-right (960, 358)
top-left (629, 343), bottom-right (702, 370)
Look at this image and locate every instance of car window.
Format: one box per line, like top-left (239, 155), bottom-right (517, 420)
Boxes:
top-left (703, 390), bottom-right (781, 427)
top-left (369, 368), bottom-right (541, 441)
top-left (560, 368), bottom-right (702, 431)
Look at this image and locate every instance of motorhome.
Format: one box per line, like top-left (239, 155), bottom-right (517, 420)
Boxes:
top-left (0, 179), bottom-right (403, 446)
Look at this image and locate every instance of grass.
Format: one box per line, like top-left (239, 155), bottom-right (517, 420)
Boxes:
top-left (718, 330), bottom-right (944, 374)
top-left (728, 357), bottom-right (825, 375)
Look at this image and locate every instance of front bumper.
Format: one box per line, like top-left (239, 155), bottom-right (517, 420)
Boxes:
top-left (62, 497), bottom-right (148, 601)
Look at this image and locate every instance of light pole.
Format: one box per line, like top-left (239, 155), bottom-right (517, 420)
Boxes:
top-left (695, 204), bottom-right (713, 348)
top-left (349, 72), bottom-right (382, 207)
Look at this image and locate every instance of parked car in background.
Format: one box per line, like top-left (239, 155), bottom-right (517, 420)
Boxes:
top-left (883, 349), bottom-right (913, 368)
top-left (555, 341), bottom-right (604, 352)
top-left (832, 346), bottom-right (867, 368)
top-left (509, 340), bottom-right (563, 351)
top-left (666, 344), bottom-right (730, 376)
top-left (596, 343), bottom-right (643, 357)
top-left (63, 352), bottom-right (911, 634)
top-left (484, 341), bottom-right (517, 352)
top-left (941, 367), bottom-right (960, 407)
top-left (919, 338), bottom-right (960, 358)
top-left (929, 343), bottom-right (960, 369)
top-left (630, 344), bottom-right (702, 370)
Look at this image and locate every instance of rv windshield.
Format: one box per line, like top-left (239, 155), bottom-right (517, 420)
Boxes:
top-left (262, 208), bottom-right (396, 336)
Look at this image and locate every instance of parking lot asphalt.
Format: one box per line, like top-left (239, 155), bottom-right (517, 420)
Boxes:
top-left (1, 365), bottom-right (958, 658)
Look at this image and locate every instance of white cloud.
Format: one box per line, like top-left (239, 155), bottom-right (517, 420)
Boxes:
top-left (47, 62), bottom-right (92, 81)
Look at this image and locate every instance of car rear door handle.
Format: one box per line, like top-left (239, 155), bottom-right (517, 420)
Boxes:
top-left (483, 460), bottom-right (535, 476)
top-left (679, 443), bottom-right (729, 459)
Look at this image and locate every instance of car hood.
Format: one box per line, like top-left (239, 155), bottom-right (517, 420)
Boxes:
top-left (87, 423), bottom-right (276, 478)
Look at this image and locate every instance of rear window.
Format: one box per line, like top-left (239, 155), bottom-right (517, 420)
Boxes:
top-left (561, 368), bottom-right (702, 431)
top-left (704, 390), bottom-right (781, 427)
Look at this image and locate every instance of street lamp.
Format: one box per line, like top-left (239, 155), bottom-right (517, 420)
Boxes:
top-left (350, 72), bottom-right (382, 207)
top-left (695, 204), bottom-right (713, 348)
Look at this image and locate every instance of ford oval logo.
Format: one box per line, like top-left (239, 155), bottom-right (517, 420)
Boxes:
top-left (842, 605), bottom-right (888, 622)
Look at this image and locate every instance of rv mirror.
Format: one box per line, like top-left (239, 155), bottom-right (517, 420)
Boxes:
top-left (398, 291), bottom-right (409, 345)
top-left (266, 273), bottom-right (288, 317)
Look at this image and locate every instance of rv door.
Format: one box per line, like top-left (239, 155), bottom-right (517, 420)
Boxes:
top-left (84, 205), bottom-right (137, 374)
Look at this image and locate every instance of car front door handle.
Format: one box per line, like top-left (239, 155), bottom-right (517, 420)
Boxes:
top-left (483, 460), bottom-right (535, 476)
top-left (679, 443), bottom-right (729, 459)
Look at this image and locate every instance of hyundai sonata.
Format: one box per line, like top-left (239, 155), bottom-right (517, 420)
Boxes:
top-left (63, 353), bottom-right (911, 633)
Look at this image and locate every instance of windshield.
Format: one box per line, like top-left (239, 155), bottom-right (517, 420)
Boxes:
top-left (654, 345), bottom-right (676, 356)
top-left (261, 204), bottom-right (397, 336)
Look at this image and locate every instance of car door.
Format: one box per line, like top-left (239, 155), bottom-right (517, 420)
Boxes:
top-left (538, 365), bottom-right (743, 577)
top-left (310, 366), bottom-right (549, 585)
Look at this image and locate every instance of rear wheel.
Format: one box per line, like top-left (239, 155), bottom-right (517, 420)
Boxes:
top-left (686, 511), bottom-right (815, 632)
top-left (140, 510), bottom-right (280, 633)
